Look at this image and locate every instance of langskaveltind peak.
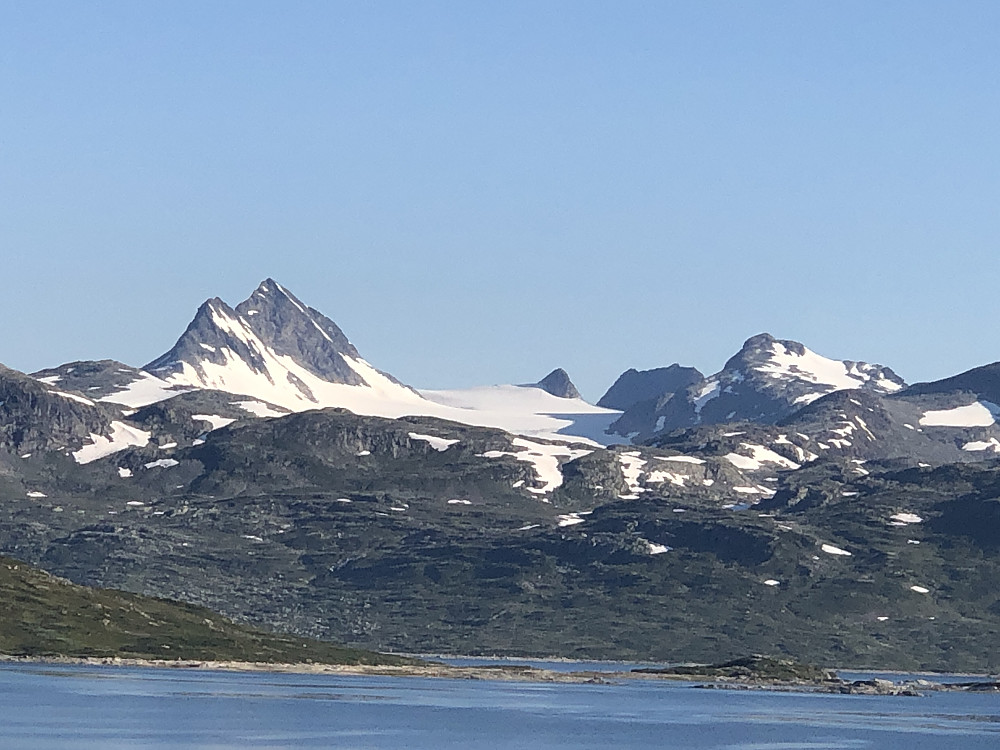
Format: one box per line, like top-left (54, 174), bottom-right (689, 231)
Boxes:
top-left (143, 279), bottom-right (412, 410)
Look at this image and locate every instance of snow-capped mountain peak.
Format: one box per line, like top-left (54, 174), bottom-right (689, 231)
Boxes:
top-left (232, 279), bottom-right (366, 383)
top-left (143, 283), bottom-right (415, 411)
top-left (738, 333), bottom-right (904, 405)
top-left (603, 333), bottom-right (907, 441)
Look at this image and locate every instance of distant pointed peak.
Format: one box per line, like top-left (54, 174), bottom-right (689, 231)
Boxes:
top-left (242, 279), bottom-right (309, 311)
top-left (532, 368), bottom-right (581, 399)
top-left (250, 278), bottom-right (279, 298)
top-left (178, 297), bottom-right (231, 329)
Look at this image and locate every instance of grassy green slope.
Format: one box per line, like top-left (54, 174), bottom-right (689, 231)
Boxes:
top-left (0, 555), bottom-right (416, 665)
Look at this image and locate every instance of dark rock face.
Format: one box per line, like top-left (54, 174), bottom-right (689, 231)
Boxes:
top-left (902, 362), bottom-right (1000, 402)
top-left (532, 368), bottom-right (582, 399)
top-left (125, 390), bottom-right (287, 450)
top-left (0, 364), bottom-right (120, 455)
top-left (233, 279), bottom-right (366, 384)
top-left (597, 365), bottom-right (703, 411)
top-left (777, 388), bottom-right (1000, 465)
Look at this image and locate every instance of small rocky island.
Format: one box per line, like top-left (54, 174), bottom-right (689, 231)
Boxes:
top-left (631, 655), bottom-right (1000, 695)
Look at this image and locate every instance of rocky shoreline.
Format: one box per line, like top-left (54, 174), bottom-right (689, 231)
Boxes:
top-left (3, 654), bottom-right (998, 696)
top-left (0, 655), bottom-right (610, 684)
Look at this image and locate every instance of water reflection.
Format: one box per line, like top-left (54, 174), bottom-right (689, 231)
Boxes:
top-left (0, 663), bottom-right (997, 750)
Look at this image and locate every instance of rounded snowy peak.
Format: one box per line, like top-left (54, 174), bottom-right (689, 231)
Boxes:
top-left (725, 333), bottom-right (905, 396)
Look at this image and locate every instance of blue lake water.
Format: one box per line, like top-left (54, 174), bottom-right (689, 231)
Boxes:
top-left (0, 662), bottom-right (998, 749)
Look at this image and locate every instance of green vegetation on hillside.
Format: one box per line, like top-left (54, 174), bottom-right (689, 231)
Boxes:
top-left (0, 555), bottom-right (417, 665)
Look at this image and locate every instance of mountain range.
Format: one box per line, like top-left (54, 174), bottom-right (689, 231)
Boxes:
top-left (3, 279), bottom-right (1000, 670)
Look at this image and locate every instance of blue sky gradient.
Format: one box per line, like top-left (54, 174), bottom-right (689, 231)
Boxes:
top-left (3, 2), bottom-right (999, 399)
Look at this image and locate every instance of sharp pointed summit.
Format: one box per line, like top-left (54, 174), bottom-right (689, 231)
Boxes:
top-left (232, 279), bottom-right (366, 384)
top-left (143, 280), bottom-right (417, 411)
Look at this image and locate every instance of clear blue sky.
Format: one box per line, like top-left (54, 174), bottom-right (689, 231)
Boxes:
top-left (3, 1), bottom-right (999, 400)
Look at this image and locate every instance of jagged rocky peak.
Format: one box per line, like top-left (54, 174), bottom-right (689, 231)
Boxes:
top-left (141, 280), bottom-right (416, 411)
top-left (532, 368), bottom-right (582, 399)
top-left (233, 279), bottom-right (365, 384)
top-left (144, 281), bottom-right (371, 387)
top-left (598, 364), bottom-right (704, 411)
top-left (144, 295), bottom-right (272, 378)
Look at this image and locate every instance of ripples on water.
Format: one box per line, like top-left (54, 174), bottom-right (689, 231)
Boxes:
top-left (0, 662), bottom-right (997, 749)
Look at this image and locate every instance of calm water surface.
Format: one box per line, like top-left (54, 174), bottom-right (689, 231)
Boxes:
top-left (0, 662), bottom-right (998, 749)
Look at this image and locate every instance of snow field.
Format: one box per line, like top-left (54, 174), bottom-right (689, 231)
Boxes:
top-left (919, 401), bottom-right (1000, 428)
top-left (757, 341), bottom-right (903, 396)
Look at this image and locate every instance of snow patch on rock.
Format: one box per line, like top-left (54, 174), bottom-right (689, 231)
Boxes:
top-left (919, 401), bottom-right (1000, 428)
top-left (724, 444), bottom-right (801, 471)
top-left (144, 458), bottom-right (180, 469)
top-left (192, 414), bottom-right (237, 431)
top-left (409, 432), bottom-right (459, 452)
top-left (482, 439), bottom-right (592, 495)
top-left (821, 543), bottom-right (852, 556)
top-left (73, 422), bottom-right (152, 464)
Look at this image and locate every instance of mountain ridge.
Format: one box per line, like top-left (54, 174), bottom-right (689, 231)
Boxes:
top-left (603, 332), bottom-right (906, 442)
top-left (18, 279), bottom-right (1000, 463)
top-left (6, 278), bottom-right (1000, 669)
